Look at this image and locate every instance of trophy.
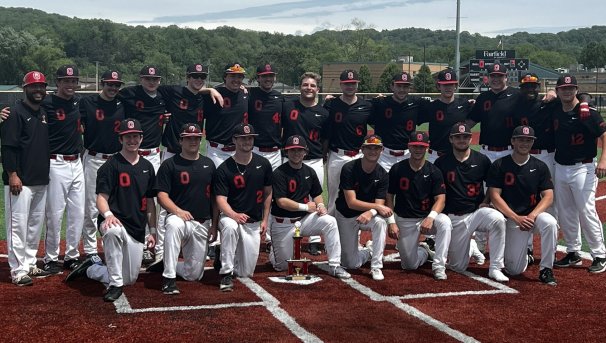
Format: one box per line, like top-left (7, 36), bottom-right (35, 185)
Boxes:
top-left (286, 221), bottom-right (312, 280)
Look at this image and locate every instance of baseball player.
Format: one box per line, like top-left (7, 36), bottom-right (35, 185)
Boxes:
top-left (248, 63), bottom-right (284, 170)
top-left (280, 72), bottom-right (328, 255)
top-left (420, 69), bottom-right (472, 164)
top-left (41, 64), bottom-right (85, 273)
top-left (2, 71), bottom-right (51, 285)
top-left (370, 72), bottom-right (429, 171)
top-left (204, 63), bottom-right (249, 168)
top-left (214, 123), bottom-right (272, 291)
top-left (386, 131), bottom-right (451, 280)
top-left (487, 125), bottom-right (558, 285)
top-left (79, 70), bottom-right (125, 260)
top-left (66, 118), bottom-right (157, 302)
top-left (434, 123), bottom-right (508, 282)
top-left (269, 135), bottom-right (349, 278)
top-left (155, 124), bottom-right (217, 295)
top-left (335, 134), bottom-right (389, 281)
top-left (552, 74), bottom-right (606, 273)
top-left (324, 69), bottom-right (373, 216)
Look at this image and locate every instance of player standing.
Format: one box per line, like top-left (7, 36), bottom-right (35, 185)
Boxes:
top-left (551, 74), bottom-right (606, 272)
top-left (79, 70), bottom-right (125, 260)
top-left (269, 135), bottom-right (349, 278)
top-left (41, 65), bottom-right (85, 273)
top-left (434, 123), bottom-right (508, 282)
top-left (214, 123), bottom-right (272, 291)
top-left (156, 124), bottom-right (217, 294)
top-left (487, 126), bottom-right (558, 285)
top-left (2, 71), bottom-right (51, 285)
top-left (386, 132), bottom-right (451, 280)
top-left (335, 134), bottom-right (389, 280)
top-left (66, 119), bottom-right (157, 301)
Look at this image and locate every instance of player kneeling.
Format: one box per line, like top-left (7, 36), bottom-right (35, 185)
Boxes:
top-left (487, 126), bottom-right (557, 286)
top-left (66, 119), bottom-right (157, 302)
top-left (269, 135), bottom-right (349, 278)
top-left (152, 124), bottom-right (218, 295)
top-left (386, 132), bottom-right (452, 280)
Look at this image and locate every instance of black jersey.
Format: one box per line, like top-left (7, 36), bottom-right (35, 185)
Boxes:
top-left (512, 98), bottom-right (558, 151)
top-left (79, 94), bottom-right (124, 154)
top-left (468, 87), bottom-right (520, 147)
top-left (271, 162), bottom-right (322, 218)
top-left (204, 87), bottom-right (248, 145)
top-left (155, 154), bottom-right (215, 221)
top-left (119, 85), bottom-right (167, 149)
top-left (96, 153), bottom-right (157, 243)
top-left (214, 153), bottom-right (272, 221)
top-left (419, 97), bottom-right (471, 153)
top-left (434, 150), bottom-right (491, 214)
top-left (281, 99), bottom-right (329, 160)
top-left (159, 85), bottom-right (205, 154)
top-left (41, 94), bottom-right (82, 155)
top-left (486, 155), bottom-right (553, 216)
top-left (1, 100), bottom-right (50, 186)
top-left (335, 159), bottom-right (388, 218)
top-left (388, 160), bottom-right (445, 218)
top-left (325, 97), bottom-right (373, 151)
top-left (369, 96), bottom-right (428, 150)
top-left (553, 103), bottom-right (606, 164)
top-left (248, 87), bottom-right (283, 148)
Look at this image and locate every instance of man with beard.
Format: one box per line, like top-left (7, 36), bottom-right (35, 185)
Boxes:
top-left (2, 71), bottom-right (51, 285)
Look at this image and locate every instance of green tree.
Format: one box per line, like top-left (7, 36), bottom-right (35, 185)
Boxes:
top-left (376, 63), bottom-right (402, 93)
top-left (413, 64), bottom-right (437, 93)
top-left (579, 42), bottom-right (606, 68)
top-left (358, 64), bottom-right (373, 93)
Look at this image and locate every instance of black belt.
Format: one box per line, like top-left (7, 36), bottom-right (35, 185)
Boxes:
top-left (482, 145), bottom-right (511, 152)
top-left (209, 141), bottom-right (236, 152)
top-left (50, 154), bottom-right (79, 161)
top-left (529, 148), bottom-right (555, 154)
top-left (558, 158), bottom-right (593, 166)
top-left (274, 216), bottom-right (302, 224)
top-left (88, 151), bottom-right (113, 159)
top-left (428, 149), bottom-right (445, 157)
top-left (257, 146), bottom-right (280, 152)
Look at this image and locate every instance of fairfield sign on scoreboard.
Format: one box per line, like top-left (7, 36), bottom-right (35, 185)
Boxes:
top-left (468, 50), bottom-right (529, 86)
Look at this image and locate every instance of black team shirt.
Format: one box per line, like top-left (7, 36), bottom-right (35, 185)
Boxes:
top-left (119, 85), bottom-right (167, 149)
top-left (159, 85), bottom-right (205, 154)
top-left (325, 97), bottom-right (373, 151)
top-left (388, 160), bottom-right (445, 218)
top-left (204, 87), bottom-right (248, 145)
top-left (468, 87), bottom-right (519, 147)
top-left (79, 94), bottom-right (124, 154)
top-left (271, 163), bottom-right (323, 218)
top-left (248, 87), bottom-right (283, 148)
top-left (96, 153), bottom-right (157, 243)
top-left (552, 103), bottom-right (606, 164)
top-left (419, 98), bottom-right (471, 154)
top-left (369, 96), bottom-right (429, 149)
top-left (42, 94), bottom-right (82, 155)
top-left (512, 98), bottom-right (558, 151)
top-left (335, 159), bottom-right (388, 218)
top-left (281, 99), bottom-right (329, 160)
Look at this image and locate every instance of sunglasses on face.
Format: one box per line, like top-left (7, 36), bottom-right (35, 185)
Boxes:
top-left (189, 74), bottom-right (207, 80)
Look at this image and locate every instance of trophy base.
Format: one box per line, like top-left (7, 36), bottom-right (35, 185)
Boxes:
top-left (285, 274), bottom-right (313, 281)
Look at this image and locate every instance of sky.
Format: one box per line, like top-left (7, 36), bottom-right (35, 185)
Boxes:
top-left (2, 0), bottom-right (604, 37)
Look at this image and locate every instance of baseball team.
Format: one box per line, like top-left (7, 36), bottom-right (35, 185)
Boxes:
top-left (2, 62), bottom-right (605, 302)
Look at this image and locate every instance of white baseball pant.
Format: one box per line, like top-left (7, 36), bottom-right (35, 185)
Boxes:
top-left (326, 150), bottom-right (362, 215)
top-left (527, 150), bottom-right (557, 250)
top-left (140, 147), bottom-right (162, 257)
top-left (253, 147), bottom-right (281, 171)
top-left (139, 148), bottom-right (161, 173)
top-left (45, 156), bottom-right (85, 263)
top-left (480, 146), bottom-right (512, 163)
top-left (206, 142), bottom-right (235, 168)
top-left (83, 151), bottom-right (112, 255)
top-left (153, 147), bottom-right (177, 262)
top-left (394, 214), bottom-right (452, 273)
top-left (335, 211), bottom-right (387, 270)
top-left (504, 212), bottom-right (557, 275)
top-left (555, 161), bottom-right (606, 258)
top-left (447, 208), bottom-right (506, 272)
top-left (86, 222), bottom-right (144, 287)
top-left (5, 185), bottom-right (47, 280)
top-left (378, 148), bottom-right (409, 173)
top-left (269, 213), bottom-right (341, 271)
top-left (218, 215), bottom-right (261, 277)
top-left (162, 216), bottom-right (210, 281)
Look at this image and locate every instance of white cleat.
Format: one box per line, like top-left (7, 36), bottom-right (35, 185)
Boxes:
top-left (488, 268), bottom-right (509, 282)
top-left (370, 268), bottom-right (384, 281)
top-left (433, 268), bottom-right (447, 280)
top-left (469, 239), bottom-right (486, 265)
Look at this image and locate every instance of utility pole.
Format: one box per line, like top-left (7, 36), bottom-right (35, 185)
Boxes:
top-left (95, 61), bottom-right (100, 92)
top-left (455, 0), bottom-right (461, 82)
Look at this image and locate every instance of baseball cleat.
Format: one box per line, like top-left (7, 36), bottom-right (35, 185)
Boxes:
top-left (488, 268), bottom-right (509, 282)
top-left (43, 261), bottom-right (64, 275)
top-left (146, 259), bottom-right (164, 273)
top-left (65, 254), bottom-right (102, 282)
top-left (554, 252), bottom-right (582, 268)
top-left (142, 248), bottom-right (154, 265)
top-left (329, 265), bottom-right (351, 279)
top-left (103, 286), bottom-right (123, 302)
top-left (28, 266), bottom-right (51, 279)
top-left (433, 268), bottom-right (447, 281)
top-left (220, 274), bottom-right (234, 292)
top-left (527, 248), bottom-right (535, 266)
top-left (370, 268), bottom-right (384, 281)
top-left (162, 278), bottom-right (180, 295)
top-left (419, 242), bottom-right (435, 263)
top-left (588, 257), bottom-right (606, 273)
top-left (469, 239), bottom-right (485, 265)
top-left (63, 258), bottom-right (80, 270)
top-left (308, 242), bottom-right (321, 256)
top-left (12, 274), bottom-right (33, 287)
top-left (539, 268), bottom-right (557, 286)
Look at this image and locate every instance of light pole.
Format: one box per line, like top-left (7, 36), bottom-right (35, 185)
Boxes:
top-left (94, 61), bottom-right (100, 92)
top-left (455, 0), bottom-right (461, 81)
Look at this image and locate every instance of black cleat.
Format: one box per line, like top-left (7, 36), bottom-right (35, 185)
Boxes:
top-left (103, 286), bottom-right (123, 302)
top-left (539, 268), bottom-right (557, 286)
top-left (43, 261), bottom-right (63, 275)
top-left (162, 277), bottom-right (180, 295)
top-left (63, 258), bottom-right (81, 270)
top-left (13, 274), bottom-right (33, 286)
top-left (219, 273), bottom-right (233, 292)
top-left (527, 248), bottom-right (535, 266)
top-left (554, 252), bottom-right (582, 268)
top-left (308, 243), bottom-right (321, 256)
top-left (588, 257), bottom-right (606, 273)
top-left (65, 254), bottom-right (102, 282)
top-left (146, 259), bottom-right (164, 273)
top-left (28, 266), bottom-right (51, 278)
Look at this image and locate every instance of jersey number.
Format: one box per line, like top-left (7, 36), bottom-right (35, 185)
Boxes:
top-left (466, 183), bottom-right (481, 197)
top-left (272, 112), bottom-right (280, 124)
top-left (570, 133), bottom-right (584, 145)
top-left (256, 190), bottom-right (263, 203)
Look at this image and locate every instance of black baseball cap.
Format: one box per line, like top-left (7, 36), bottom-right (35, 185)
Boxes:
top-left (284, 135), bottom-right (308, 150)
top-left (488, 63), bottom-right (507, 75)
top-left (361, 134), bottom-right (383, 147)
top-left (233, 123), bottom-right (258, 137)
top-left (101, 70), bottom-right (123, 83)
top-left (224, 63), bottom-right (246, 74)
top-left (180, 123), bottom-right (203, 137)
top-left (556, 74), bottom-right (578, 88)
top-left (186, 64), bottom-right (209, 75)
top-left (519, 73), bottom-right (539, 85)
top-left (139, 65), bottom-right (161, 78)
top-left (449, 122), bottom-right (472, 136)
top-left (408, 131), bottom-right (430, 147)
top-left (56, 65), bottom-right (79, 79)
top-left (257, 63), bottom-right (277, 75)
top-left (437, 69), bottom-right (458, 84)
top-left (340, 69), bottom-right (359, 83)
top-left (392, 72), bottom-right (412, 84)
top-left (119, 118), bottom-right (143, 135)
top-left (512, 125), bottom-right (536, 139)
